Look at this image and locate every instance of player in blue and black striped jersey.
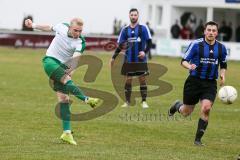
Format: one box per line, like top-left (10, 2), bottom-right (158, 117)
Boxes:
top-left (168, 21), bottom-right (227, 146)
top-left (110, 8), bottom-right (152, 108)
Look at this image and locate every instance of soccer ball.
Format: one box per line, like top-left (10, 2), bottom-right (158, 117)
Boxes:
top-left (218, 86), bottom-right (238, 104)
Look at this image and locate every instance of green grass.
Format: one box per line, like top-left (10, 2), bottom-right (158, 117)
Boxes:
top-left (0, 47), bottom-right (239, 160)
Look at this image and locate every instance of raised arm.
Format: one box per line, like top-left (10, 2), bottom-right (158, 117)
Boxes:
top-left (25, 19), bottom-right (53, 32)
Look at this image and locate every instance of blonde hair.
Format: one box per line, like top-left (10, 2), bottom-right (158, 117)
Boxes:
top-left (70, 18), bottom-right (84, 27)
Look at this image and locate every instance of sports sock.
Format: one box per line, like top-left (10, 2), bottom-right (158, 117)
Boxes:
top-left (60, 103), bottom-right (71, 131)
top-left (195, 118), bottom-right (208, 141)
top-left (178, 103), bottom-right (184, 113)
top-left (63, 130), bottom-right (71, 134)
top-left (124, 83), bottom-right (132, 103)
top-left (140, 84), bottom-right (147, 102)
top-left (65, 80), bottom-right (86, 101)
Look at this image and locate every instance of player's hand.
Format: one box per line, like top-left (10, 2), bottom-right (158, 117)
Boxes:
top-left (25, 19), bottom-right (33, 28)
top-left (109, 58), bottom-right (115, 67)
top-left (219, 74), bottom-right (225, 86)
top-left (138, 51), bottom-right (145, 59)
top-left (189, 64), bottom-right (197, 70)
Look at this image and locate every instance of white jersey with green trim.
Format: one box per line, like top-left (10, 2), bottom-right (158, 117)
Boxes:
top-left (46, 23), bottom-right (85, 63)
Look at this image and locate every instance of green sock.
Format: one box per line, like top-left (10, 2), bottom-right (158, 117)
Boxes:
top-left (65, 80), bottom-right (87, 101)
top-left (60, 103), bottom-right (71, 131)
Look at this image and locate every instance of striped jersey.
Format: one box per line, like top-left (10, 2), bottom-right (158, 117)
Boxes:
top-left (46, 23), bottom-right (86, 63)
top-left (182, 38), bottom-right (227, 80)
top-left (117, 24), bottom-right (152, 63)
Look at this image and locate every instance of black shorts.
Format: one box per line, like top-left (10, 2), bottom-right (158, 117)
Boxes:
top-left (121, 62), bottom-right (149, 76)
top-left (183, 76), bottom-right (217, 105)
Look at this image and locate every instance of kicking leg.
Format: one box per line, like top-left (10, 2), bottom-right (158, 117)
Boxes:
top-left (60, 75), bottom-right (87, 101)
top-left (60, 74), bottom-right (99, 108)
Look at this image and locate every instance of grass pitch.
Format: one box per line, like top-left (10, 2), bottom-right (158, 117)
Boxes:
top-left (0, 47), bottom-right (239, 160)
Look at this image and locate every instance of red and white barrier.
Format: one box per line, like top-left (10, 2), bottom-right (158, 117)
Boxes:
top-left (0, 30), bottom-right (118, 51)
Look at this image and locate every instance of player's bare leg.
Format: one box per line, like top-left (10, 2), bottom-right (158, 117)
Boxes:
top-left (179, 105), bottom-right (195, 116)
top-left (194, 99), bottom-right (212, 146)
top-left (168, 100), bottom-right (194, 116)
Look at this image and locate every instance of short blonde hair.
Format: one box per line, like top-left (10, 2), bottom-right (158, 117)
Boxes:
top-left (70, 18), bottom-right (84, 26)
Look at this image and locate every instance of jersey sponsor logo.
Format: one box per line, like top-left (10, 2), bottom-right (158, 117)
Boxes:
top-left (137, 37), bottom-right (141, 42)
top-left (200, 57), bottom-right (218, 64)
top-left (127, 37), bottom-right (141, 43)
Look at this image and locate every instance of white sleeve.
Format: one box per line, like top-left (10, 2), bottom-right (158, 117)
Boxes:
top-left (75, 43), bottom-right (83, 53)
top-left (52, 23), bottom-right (62, 32)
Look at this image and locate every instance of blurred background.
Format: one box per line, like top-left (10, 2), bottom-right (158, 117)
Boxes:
top-left (0, 0), bottom-right (240, 60)
top-left (0, 1), bottom-right (239, 159)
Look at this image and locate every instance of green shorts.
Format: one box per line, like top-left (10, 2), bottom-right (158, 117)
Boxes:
top-left (42, 56), bottom-right (69, 82)
top-left (42, 56), bottom-right (69, 93)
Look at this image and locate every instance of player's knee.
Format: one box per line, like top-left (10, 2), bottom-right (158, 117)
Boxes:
top-left (61, 75), bottom-right (71, 84)
top-left (201, 105), bottom-right (211, 114)
top-left (58, 94), bottom-right (69, 103)
top-left (126, 79), bottom-right (132, 84)
top-left (139, 76), bottom-right (146, 81)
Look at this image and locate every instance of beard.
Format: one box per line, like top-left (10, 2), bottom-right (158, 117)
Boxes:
top-left (206, 36), bottom-right (215, 41)
top-left (205, 35), bottom-right (216, 44)
top-left (130, 18), bottom-right (138, 24)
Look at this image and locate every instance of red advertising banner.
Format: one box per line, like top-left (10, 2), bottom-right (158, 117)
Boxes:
top-left (0, 30), bottom-right (118, 51)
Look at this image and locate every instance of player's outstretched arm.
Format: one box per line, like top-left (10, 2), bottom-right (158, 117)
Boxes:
top-left (24, 19), bottom-right (53, 32)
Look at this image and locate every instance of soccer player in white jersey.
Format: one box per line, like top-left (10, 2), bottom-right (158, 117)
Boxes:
top-left (25, 18), bottom-right (100, 145)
